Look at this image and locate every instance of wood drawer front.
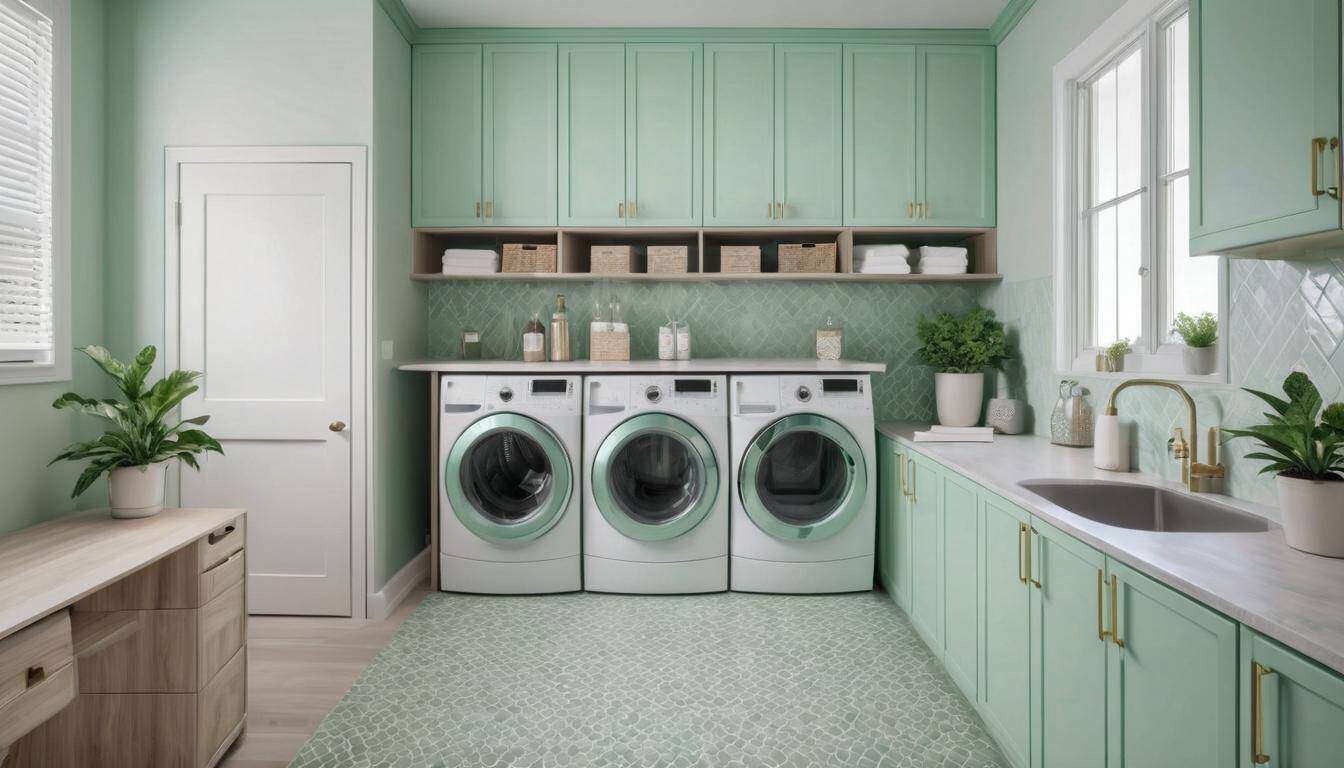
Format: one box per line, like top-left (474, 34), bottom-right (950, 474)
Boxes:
top-left (0, 661), bottom-right (76, 748)
top-left (74, 545), bottom-right (201, 611)
top-left (77, 609), bottom-right (197, 693)
top-left (198, 516), bottom-right (244, 572)
top-left (199, 549), bottom-right (244, 606)
top-left (198, 580), bottom-right (245, 686)
top-left (198, 647), bottom-right (245, 768)
top-left (0, 610), bottom-right (73, 711)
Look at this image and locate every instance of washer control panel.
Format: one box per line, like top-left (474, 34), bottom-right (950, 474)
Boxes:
top-left (777, 375), bottom-right (871, 413)
top-left (441, 376), bottom-right (578, 413)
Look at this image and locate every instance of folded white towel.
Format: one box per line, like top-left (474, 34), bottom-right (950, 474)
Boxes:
top-left (854, 244), bottom-right (911, 260)
top-left (442, 248), bottom-right (499, 261)
top-left (917, 265), bottom-right (969, 275)
top-left (442, 264), bottom-right (498, 275)
top-left (859, 265), bottom-right (912, 275)
top-left (442, 248), bottom-right (499, 274)
top-left (919, 246), bottom-right (968, 261)
top-left (855, 256), bottom-right (908, 268)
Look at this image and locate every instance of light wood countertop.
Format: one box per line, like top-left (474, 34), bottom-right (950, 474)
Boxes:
top-left (0, 507), bottom-right (245, 641)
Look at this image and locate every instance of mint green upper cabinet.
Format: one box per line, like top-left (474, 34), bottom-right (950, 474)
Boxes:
top-left (909, 452), bottom-right (943, 650)
top-left (628, 44), bottom-right (702, 227)
top-left (704, 44), bottom-right (774, 226)
top-left (559, 44), bottom-right (627, 227)
top-left (1190, 0), bottom-right (1340, 255)
top-left (1030, 518), bottom-right (1107, 768)
top-left (413, 45), bottom-right (483, 227)
top-left (941, 470), bottom-right (979, 700)
top-left (483, 44), bottom-right (557, 226)
top-left (1105, 558), bottom-right (1237, 768)
top-left (979, 493), bottom-right (1031, 768)
top-left (1241, 627), bottom-right (1344, 767)
top-left (918, 45), bottom-right (995, 227)
top-left (843, 45), bottom-right (918, 226)
top-left (774, 44), bottom-right (842, 225)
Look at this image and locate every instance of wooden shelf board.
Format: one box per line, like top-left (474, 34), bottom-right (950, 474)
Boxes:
top-left (413, 271), bottom-right (1003, 283)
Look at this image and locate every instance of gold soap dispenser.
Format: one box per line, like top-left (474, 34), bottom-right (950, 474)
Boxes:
top-left (548, 294), bottom-right (571, 362)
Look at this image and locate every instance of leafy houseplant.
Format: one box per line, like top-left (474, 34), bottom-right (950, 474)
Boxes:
top-left (1103, 338), bottom-right (1131, 373)
top-left (49, 345), bottom-right (223, 518)
top-left (1172, 311), bottom-right (1219, 375)
top-left (1225, 372), bottom-right (1344, 557)
top-left (916, 308), bottom-right (1008, 427)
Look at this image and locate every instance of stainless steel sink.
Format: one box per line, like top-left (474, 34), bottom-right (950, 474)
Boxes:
top-left (1019, 480), bottom-right (1270, 533)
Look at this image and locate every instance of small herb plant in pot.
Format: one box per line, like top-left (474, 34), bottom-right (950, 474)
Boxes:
top-left (916, 308), bottom-right (1008, 427)
top-left (49, 345), bottom-right (223, 519)
top-left (1225, 372), bottom-right (1344, 557)
top-left (1103, 338), bottom-right (1131, 373)
top-left (1172, 311), bottom-right (1219, 375)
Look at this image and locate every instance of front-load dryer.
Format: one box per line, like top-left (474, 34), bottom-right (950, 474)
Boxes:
top-left (439, 375), bottom-right (581, 594)
top-left (583, 375), bottom-right (729, 593)
top-left (729, 374), bottom-right (876, 594)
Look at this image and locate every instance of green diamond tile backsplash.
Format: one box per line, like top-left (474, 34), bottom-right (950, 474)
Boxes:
top-left (427, 279), bottom-right (981, 422)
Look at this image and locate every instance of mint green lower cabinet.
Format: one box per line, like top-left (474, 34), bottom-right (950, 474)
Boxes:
top-left (979, 493), bottom-right (1031, 768)
top-left (1030, 518), bottom-right (1107, 768)
top-left (877, 437), bottom-right (911, 611)
top-left (483, 44), bottom-right (558, 226)
top-left (559, 44), bottom-right (627, 227)
top-left (704, 43), bottom-right (774, 226)
top-left (908, 452), bottom-right (942, 650)
top-left (941, 471), bottom-right (979, 700)
top-left (1105, 558), bottom-right (1237, 768)
top-left (412, 45), bottom-right (483, 227)
top-left (1241, 627), bottom-right (1344, 766)
top-left (627, 43), bottom-right (702, 227)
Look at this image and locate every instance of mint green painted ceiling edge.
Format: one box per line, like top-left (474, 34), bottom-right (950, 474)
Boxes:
top-left (377, 0), bottom-right (418, 44)
top-left (988, 0), bottom-right (1037, 44)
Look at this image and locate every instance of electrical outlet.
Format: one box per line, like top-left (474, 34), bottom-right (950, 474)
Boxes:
top-left (381, 340), bottom-right (394, 360)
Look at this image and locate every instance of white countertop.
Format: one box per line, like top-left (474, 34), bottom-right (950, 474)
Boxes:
top-left (879, 422), bottom-right (1344, 674)
top-left (398, 357), bottom-right (887, 374)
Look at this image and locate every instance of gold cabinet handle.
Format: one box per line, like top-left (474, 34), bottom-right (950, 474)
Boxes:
top-left (1331, 138), bottom-right (1341, 199)
top-left (1311, 138), bottom-right (1339, 198)
top-left (475, 201), bottom-right (481, 218)
top-left (618, 202), bottom-right (625, 218)
top-left (768, 201), bottom-right (774, 219)
top-left (1097, 569), bottom-right (1111, 642)
top-left (329, 420), bottom-right (347, 433)
top-left (1109, 574), bottom-right (1125, 648)
top-left (907, 201), bottom-right (914, 218)
top-left (484, 201), bottom-right (493, 219)
top-left (907, 456), bottom-right (917, 503)
top-left (775, 201), bottom-right (784, 220)
top-left (1252, 661), bottom-right (1274, 764)
top-left (898, 452), bottom-right (909, 497)
top-left (1026, 527), bottom-right (1041, 588)
top-left (1018, 523), bottom-right (1029, 584)
top-left (629, 201), bottom-right (637, 218)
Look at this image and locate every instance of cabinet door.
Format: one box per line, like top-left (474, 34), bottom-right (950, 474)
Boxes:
top-left (843, 44), bottom-right (918, 226)
top-left (559, 44), bottom-right (626, 227)
top-left (704, 44), bottom-right (774, 226)
top-left (1105, 558), bottom-right (1237, 768)
top-left (941, 471), bottom-right (979, 700)
top-left (1190, 0), bottom-right (1340, 254)
top-left (774, 43), bottom-right (842, 225)
top-left (980, 493), bottom-right (1031, 768)
top-left (917, 45), bottom-right (995, 226)
top-left (483, 44), bottom-right (557, 226)
top-left (876, 437), bottom-right (898, 600)
top-left (1241, 626), bottom-right (1344, 767)
top-left (1029, 518), bottom-right (1107, 768)
top-left (412, 45), bottom-right (482, 227)
top-left (908, 452), bottom-right (942, 650)
top-left (627, 43), bottom-right (702, 227)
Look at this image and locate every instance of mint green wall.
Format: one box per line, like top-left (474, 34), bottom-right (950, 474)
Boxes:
top-left (0, 0), bottom-right (108, 535)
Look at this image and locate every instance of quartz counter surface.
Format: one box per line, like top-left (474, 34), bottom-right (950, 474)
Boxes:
top-left (398, 358), bottom-right (886, 374)
top-left (879, 421), bottom-right (1344, 674)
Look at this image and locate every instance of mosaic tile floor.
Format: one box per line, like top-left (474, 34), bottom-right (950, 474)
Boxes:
top-left (290, 591), bottom-right (1008, 768)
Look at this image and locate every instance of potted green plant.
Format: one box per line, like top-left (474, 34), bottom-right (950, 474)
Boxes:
top-left (916, 308), bottom-right (1008, 427)
top-left (49, 345), bottom-right (223, 518)
top-left (1104, 338), bottom-right (1131, 373)
top-left (1225, 372), bottom-right (1344, 557)
top-left (1172, 311), bottom-right (1218, 375)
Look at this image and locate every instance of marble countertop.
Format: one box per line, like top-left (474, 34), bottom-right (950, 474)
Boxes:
top-left (398, 358), bottom-right (887, 374)
top-left (879, 421), bottom-right (1344, 674)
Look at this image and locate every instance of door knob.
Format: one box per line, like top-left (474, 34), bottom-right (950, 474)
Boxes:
top-left (329, 421), bottom-right (347, 432)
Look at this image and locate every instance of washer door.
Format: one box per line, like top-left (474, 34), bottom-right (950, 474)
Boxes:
top-left (591, 413), bottom-right (720, 542)
top-left (739, 414), bottom-right (866, 541)
top-left (445, 413), bottom-right (573, 543)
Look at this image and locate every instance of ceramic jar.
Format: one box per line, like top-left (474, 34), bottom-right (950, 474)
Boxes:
top-left (935, 372), bottom-right (984, 427)
top-left (108, 461), bottom-right (169, 519)
top-left (1275, 475), bottom-right (1344, 558)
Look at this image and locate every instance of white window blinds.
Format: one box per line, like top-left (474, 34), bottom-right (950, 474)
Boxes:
top-left (0, 0), bottom-right (54, 361)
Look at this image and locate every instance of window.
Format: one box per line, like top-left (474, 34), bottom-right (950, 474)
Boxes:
top-left (1054, 0), bottom-right (1224, 379)
top-left (0, 0), bottom-right (67, 384)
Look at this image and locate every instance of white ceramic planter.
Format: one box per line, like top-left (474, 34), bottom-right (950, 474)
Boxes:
top-left (1275, 474), bottom-right (1344, 558)
top-left (1183, 343), bottom-right (1218, 375)
top-left (935, 372), bottom-right (984, 427)
top-left (108, 461), bottom-right (169, 519)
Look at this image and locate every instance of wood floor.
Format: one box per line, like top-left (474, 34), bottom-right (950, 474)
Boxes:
top-left (218, 585), bottom-right (431, 768)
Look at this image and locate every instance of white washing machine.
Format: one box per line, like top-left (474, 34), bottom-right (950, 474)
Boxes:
top-left (729, 374), bottom-right (876, 593)
top-left (438, 375), bottom-right (581, 594)
top-left (583, 375), bottom-right (729, 593)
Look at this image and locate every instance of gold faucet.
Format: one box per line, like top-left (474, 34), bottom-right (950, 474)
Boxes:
top-left (1105, 379), bottom-right (1226, 492)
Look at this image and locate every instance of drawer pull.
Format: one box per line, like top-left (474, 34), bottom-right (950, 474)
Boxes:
top-left (208, 525), bottom-right (235, 545)
top-left (26, 665), bottom-right (45, 688)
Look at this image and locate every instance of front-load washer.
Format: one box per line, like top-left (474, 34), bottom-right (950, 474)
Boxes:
top-left (438, 375), bottom-right (581, 594)
top-left (729, 374), bottom-right (876, 594)
top-left (583, 375), bottom-right (729, 593)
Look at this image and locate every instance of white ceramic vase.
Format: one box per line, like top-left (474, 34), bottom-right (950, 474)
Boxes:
top-left (1183, 344), bottom-right (1218, 375)
top-left (1275, 474), bottom-right (1344, 558)
top-left (108, 461), bottom-right (169, 519)
top-left (935, 372), bottom-right (984, 427)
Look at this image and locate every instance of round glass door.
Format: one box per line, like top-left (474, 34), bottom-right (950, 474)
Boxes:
top-left (445, 413), bottom-right (572, 543)
top-left (738, 414), bottom-right (866, 541)
top-left (591, 413), bottom-right (719, 541)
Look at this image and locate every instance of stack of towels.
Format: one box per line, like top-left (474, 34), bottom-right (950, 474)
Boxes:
top-left (853, 244), bottom-right (911, 274)
top-left (915, 246), bottom-right (969, 275)
top-left (441, 248), bottom-right (499, 275)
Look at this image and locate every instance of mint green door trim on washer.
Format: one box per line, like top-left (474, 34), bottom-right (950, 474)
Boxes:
top-left (738, 414), bottom-right (866, 542)
top-left (592, 412), bottom-right (720, 542)
top-left (445, 413), bottom-right (572, 543)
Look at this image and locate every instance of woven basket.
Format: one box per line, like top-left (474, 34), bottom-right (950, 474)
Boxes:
top-left (590, 328), bottom-right (631, 361)
top-left (502, 243), bottom-right (557, 273)
top-left (721, 245), bottom-right (761, 274)
top-left (591, 245), bottom-right (635, 274)
top-left (648, 245), bottom-right (689, 274)
top-left (780, 242), bottom-right (837, 273)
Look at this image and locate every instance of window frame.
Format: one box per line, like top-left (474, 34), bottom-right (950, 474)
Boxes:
top-left (0, 0), bottom-right (71, 385)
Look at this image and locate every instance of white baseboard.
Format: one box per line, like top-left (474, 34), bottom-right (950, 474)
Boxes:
top-left (367, 546), bottom-right (429, 621)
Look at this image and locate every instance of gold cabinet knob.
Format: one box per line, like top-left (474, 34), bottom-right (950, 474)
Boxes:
top-left (329, 421), bottom-right (347, 433)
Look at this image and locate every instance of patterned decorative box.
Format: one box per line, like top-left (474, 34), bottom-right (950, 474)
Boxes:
top-left (591, 245), bottom-right (635, 274)
top-left (721, 245), bottom-right (761, 274)
top-left (779, 242), bottom-right (837, 273)
top-left (647, 245), bottom-right (689, 274)
top-left (590, 328), bottom-right (630, 361)
top-left (501, 243), bottom-right (557, 273)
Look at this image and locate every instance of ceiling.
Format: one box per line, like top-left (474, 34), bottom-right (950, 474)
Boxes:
top-left (401, 0), bottom-right (1013, 30)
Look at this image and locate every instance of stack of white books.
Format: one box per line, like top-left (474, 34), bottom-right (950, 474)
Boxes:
top-left (912, 425), bottom-right (994, 443)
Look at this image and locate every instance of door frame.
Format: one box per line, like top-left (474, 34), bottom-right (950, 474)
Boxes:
top-left (163, 145), bottom-right (370, 619)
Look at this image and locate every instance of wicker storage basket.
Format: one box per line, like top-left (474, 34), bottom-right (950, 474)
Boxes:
top-left (502, 243), bottom-right (557, 273)
top-left (590, 328), bottom-right (631, 361)
top-left (647, 245), bottom-right (689, 274)
top-left (591, 245), bottom-right (635, 274)
top-left (779, 242), bottom-right (837, 273)
top-left (721, 245), bottom-right (761, 274)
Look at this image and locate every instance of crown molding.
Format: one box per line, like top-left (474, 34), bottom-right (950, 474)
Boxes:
top-left (989, 0), bottom-right (1037, 44)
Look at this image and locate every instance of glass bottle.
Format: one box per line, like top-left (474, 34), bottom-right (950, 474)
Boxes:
top-left (549, 294), bottom-right (571, 362)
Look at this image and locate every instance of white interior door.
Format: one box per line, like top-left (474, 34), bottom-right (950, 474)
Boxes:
top-left (177, 161), bottom-right (353, 616)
